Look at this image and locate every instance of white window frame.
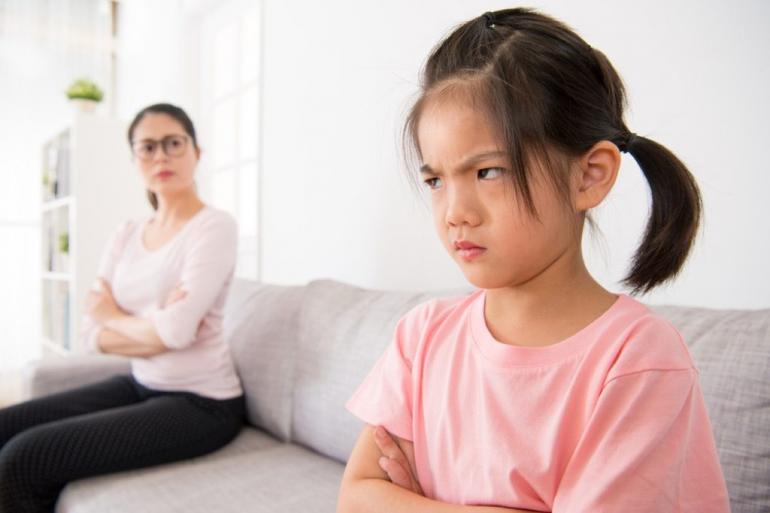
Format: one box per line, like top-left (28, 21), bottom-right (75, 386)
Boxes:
top-left (185, 0), bottom-right (263, 280)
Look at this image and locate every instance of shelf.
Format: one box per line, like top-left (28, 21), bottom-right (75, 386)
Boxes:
top-left (42, 337), bottom-right (69, 356)
top-left (42, 196), bottom-right (73, 212)
top-left (42, 272), bottom-right (72, 282)
top-left (40, 115), bottom-right (147, 356)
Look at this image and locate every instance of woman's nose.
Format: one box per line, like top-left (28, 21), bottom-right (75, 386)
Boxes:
top-left (151, 147), bottom-right (169, 163)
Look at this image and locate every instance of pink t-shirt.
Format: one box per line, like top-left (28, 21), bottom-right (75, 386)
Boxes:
top-left (346, 291), bottom-right (730, 512)
top-left (82, 206), bottom-right (243, 400)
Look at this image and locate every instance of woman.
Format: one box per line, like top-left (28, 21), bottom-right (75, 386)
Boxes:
top-left (0, 103), bottom-right (244, 513)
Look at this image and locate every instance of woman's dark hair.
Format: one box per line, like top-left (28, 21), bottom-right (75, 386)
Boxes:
top-left (404, 8), bottom-right (701, 294)
top-left (127, 103), bottom-right (199, 211)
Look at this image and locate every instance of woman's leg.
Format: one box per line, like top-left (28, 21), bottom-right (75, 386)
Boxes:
top-left (0, 387), bottom-right (244, 513)
top-left (0, 374), bottom-right (139, 450)
top-left (0, 375), bottom-right (142, 513)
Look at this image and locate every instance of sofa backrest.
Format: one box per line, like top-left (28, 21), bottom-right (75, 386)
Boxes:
top-left (223, 278), bottom-right (443, 451)
top-left (290, 279), bottom-right (441, 463)
top-left (223, 278), bottom-right (769, 513)
top-left (651, 304), bottom-right (770, 513)
top-left (224, 279), bottom-right (305, 441)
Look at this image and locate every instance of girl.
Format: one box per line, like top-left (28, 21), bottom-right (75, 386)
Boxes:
top-left (338, 8), bottom-right (729, 513)
top-left (0, 104), bottom-right (244, 512)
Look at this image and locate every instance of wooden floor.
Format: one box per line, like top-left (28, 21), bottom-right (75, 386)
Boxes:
top-left (0, 367), bottom-right (24, 408)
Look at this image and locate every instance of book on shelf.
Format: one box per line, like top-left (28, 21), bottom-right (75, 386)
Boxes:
top-left (55, 132), bottom-right (71, 198)
top-left (43, 130), bottom-right (71, 202)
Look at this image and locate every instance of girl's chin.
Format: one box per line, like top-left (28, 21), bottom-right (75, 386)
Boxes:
top-left (459, 270), bottom-right (509, 290)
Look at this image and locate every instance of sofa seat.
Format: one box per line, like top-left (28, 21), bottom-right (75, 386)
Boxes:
top-left (19, 279), bottom-right (769, 513)
top-left (58, 428), bottom-right (344, 512)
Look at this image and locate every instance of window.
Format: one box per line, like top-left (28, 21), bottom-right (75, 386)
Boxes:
top-left (196, 0), bottom-right (261, 279)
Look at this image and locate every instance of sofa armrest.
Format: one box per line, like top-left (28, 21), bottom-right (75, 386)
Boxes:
top-left (22, 354), bottom-right (132, 400)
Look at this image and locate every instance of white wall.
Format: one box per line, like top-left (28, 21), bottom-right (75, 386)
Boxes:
top-left (115, 0), bottom-right (769, 309)
top-left (256, 0), bottom-right (770, 309)
top-left (115, 0), bottom-right (199, 121)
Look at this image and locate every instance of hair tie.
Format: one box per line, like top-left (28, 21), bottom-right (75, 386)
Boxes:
top-left (483, 12), bottom-right (496, 29)
top-left (618, 132), bottom-right (638, 153)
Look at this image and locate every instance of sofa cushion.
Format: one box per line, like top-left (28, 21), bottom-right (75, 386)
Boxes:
top-left (291, 279), bottom-right (444, 462)
top-left (652, 305), bottom-right (770, 513)
top-left (224, 280), bottom-right (305, 441)
top-left (23, 353), bottom-right (131, 399)
top-left (57, 429), bottom-right (344, 513)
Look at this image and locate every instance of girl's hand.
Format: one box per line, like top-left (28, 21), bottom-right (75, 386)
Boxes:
top-left (373, 426), bottom-right (424, 496)
top-left (87, 279), bottom-right (122, 324)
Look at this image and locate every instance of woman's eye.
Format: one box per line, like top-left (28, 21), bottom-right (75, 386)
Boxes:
top-left (478, 167), bottom-right (503, 180)
top-left (142, 143), bottom-right (156, 153)
top-left (423, 177), bottom-right (442, 190)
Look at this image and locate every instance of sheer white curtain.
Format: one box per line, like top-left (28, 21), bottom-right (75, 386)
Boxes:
top-left (0, 0), bottom-right (110, 374)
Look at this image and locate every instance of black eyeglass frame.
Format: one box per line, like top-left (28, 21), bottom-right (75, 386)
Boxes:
top-left (130, 134), bottom-right (191, 161)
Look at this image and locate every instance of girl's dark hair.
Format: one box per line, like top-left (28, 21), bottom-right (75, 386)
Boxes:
top-left (405, 8), bottom-right (701, 294)
top-left (127, 103), bottom-right (199, 211)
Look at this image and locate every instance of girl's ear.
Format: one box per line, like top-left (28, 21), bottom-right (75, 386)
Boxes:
top-left (573, 140), bottom-right (621, 211)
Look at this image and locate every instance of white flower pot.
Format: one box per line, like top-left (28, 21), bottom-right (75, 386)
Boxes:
top-left (70, 98), bottom-right (98, 113)
top-left (58, 252), bottom-right (69, 273)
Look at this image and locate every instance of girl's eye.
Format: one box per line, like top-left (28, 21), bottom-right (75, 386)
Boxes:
top-left (423, 177), bottom-right (442, 190)
top-left (478, 167), bottom-right (504, 180)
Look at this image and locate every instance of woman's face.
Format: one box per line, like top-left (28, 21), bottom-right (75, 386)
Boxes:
top-left (130, 113), bottom-right (199, 199)
top-left (417, 96), bottom-right (579, 290)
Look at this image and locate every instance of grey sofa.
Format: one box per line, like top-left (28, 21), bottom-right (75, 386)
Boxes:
top-left (22, 279), bottom-right (769, 513)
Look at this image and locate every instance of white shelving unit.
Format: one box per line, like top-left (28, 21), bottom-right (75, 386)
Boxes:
top-left (41, 112), bottom-right (150, 355)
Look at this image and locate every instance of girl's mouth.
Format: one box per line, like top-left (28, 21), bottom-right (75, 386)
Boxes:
top-left (454, 240), bottom-right (486, 261)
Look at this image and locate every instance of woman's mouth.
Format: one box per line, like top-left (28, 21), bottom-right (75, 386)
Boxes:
top-left (155, 170), bottom-right (174, 180)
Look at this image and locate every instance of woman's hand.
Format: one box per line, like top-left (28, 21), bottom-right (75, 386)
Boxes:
top-left (87, 279), bottom-right (123, 324)
top-left (163, 285), bottom-right (187, 308)
top-left (373, 426), bottom-right (424, 496)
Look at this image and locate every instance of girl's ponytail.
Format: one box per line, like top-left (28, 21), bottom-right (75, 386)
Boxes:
top-left (622, 134), bottom-right (702, 293)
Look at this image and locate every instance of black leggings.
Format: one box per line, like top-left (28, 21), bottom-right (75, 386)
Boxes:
top-left (0, 375), bottom-right (244, 513)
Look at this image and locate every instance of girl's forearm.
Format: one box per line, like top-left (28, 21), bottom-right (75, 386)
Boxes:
top-left (339, 479), bottom-right (528, 513)
top-left (98, 315), bottom-right (167, 357)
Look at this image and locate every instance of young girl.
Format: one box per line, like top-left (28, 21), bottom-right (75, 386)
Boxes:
top-left (338, 8), bottom-right (729, 513)
top-left (0, 104), bottom-right (244, 512)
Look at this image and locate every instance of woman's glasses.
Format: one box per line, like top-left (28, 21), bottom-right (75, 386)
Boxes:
top-left (131, 134), bottom-right (190, 161)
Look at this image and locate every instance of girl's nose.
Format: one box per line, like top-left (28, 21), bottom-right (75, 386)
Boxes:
top-left (445, 186), bottom-right (482, 227)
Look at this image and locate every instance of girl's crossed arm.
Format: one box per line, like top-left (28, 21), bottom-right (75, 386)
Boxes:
top-left (337, 425), bottom-right (535, 513)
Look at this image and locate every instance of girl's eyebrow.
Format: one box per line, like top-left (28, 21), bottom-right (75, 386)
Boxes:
top-left (420, 150), bottom-right (507, 175)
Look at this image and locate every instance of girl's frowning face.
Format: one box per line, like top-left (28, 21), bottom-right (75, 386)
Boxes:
top-left (417, 97), bottom-right (580, 290)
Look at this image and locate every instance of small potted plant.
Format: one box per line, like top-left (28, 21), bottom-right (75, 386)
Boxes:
top-left (58, 232), bottom-right (69, 272)
top-left (65, 78), bottom-right (104, 113)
